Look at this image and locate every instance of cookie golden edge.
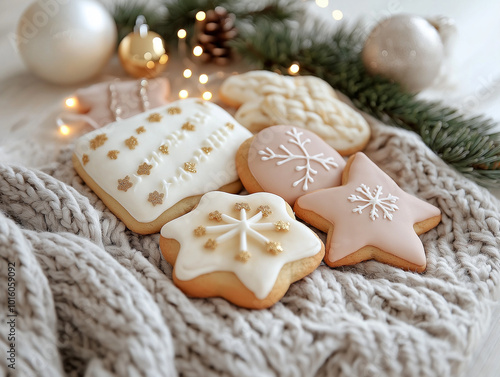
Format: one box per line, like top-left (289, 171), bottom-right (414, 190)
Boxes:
top-left (73, 153), bottom-right (243, 235)
top-left (293, 154), bottom-right (441, 273)
top-left (160, 203), bottom-right (325, 309)
top-left (235, 136), bottom-right (268, 195)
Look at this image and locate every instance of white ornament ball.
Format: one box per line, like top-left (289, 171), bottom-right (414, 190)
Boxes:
top-left (17, 0), bottom-right (117, 85)
top-left (362, 14), bottom-right (445, 92)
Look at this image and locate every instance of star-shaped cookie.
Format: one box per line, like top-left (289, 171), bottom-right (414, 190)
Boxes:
top-left (160, 191), bottom-right (325, 309)
top-left (293, 152), bottom-right (441, 272)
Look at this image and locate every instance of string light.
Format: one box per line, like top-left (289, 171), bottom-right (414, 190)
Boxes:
top-left (315, 0), bottom-right (328, 8)
top-left (193, 45), bottom-right (203, 57)
top-left (332, 10), bottom-right (343, 20)
top-left (183, 69), bottom-right (192, 78)
top-left (179, 89), bottom-right (189, 99)
top-left (65, 97), bottom-right (77, 108)
top-left (202, 91), bottom-right (212, 100)
top-left (288, 63), bottom-right (300, 75)
top-left (195, 11), bottom-right (206, 21)
top-left (59, 124), bottom-right (70, 135)
top-left (199, 74), bottom-right (208, 84)
top-left (177, 29), bottom-right (187, 39)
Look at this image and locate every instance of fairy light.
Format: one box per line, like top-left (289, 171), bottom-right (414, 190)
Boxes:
top-left (146, 61), bottom-right (155, 69)
top-left (59, 124), bottom-right (70, 136)
top-left (202, 91), bottom-right (212, 100)
top-left (195, 11), bottom-right (206, 21)
top-left (199, 74), bottom-right (208, 84)
top-left (179, 89), bottom-right (189, 99)
top-left (288, 63), bottom-right (300, 75)
top-left (65, 97), bottom-right (77, 108)
top-left (332, 10), bottom-right (343, 21)
top-left (315, 0), bottom-right (328, 8)
top-left (183, 69), bottom-right (192, 78)
top-left (177, 29), bottom-right (187, 39)
top-left (193, 45), bottom-right (203, 57)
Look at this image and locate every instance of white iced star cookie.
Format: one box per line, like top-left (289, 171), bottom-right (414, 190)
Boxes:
top-left (160, 191), bottom-right (325, 309)
top-left (219, 70), bottom-right (371, 155)
top-left (73, 98), bottom-right (252, 234)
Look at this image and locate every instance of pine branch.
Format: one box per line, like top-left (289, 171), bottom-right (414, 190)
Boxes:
top-left (232, 21), bottom-right (500, 187)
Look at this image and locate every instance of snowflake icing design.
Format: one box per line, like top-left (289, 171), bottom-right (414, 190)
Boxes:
top-left (196, 204), bottom-right (287, 261)
top-left (259, 128), bottom-right (338, 191)
top-left (348, 184), bottom-right (399, 221)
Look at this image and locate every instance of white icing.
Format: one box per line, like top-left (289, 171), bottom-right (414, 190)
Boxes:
top-left (74, 99), bottom-right (252, 223)
top-left (348, 184), bottom-right (399, 221)
top-left (161, 192), bottom-right (322, 299)
top-left (258, 127), bottom-right (339, 191)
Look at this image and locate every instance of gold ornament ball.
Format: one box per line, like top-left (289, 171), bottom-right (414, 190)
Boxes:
top-left (118, 31), bottom-right (169, 78)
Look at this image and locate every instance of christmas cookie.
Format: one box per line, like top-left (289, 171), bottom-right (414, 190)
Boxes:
top-left (67, 77), bottom-right (170, 128)
top-left (160, 191), bottom-right (325, 309)
top-left (236, 125), bottom-right (346, 205)
top-left (219, 70), bottom-right (371, 155)
top-left (73, 98), bottom-right (252, 234)
top-left (294, 152), bottom-right (441, 272)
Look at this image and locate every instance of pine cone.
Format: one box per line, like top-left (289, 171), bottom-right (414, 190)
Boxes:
top-left (193, 7), bottom-right (238, 65)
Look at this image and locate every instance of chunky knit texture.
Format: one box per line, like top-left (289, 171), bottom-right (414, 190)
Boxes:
top-left (1, 121), bottom-right (499, 377)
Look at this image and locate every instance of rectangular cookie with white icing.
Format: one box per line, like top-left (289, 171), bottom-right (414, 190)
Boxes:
top-left (73, 98), bottom-right (252, 234)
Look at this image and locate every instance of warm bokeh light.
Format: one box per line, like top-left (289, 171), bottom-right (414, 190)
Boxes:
top-left (202, 91), bottom-right (212, 100)
top-left (146, 61), bottom-right (155, 69)
top-left (59, 125), bottom-right (70, 135)
top-left (195, 11), bottom-right (206, 21)
top-left (315, 0), bottom-right (328, 8)
top-left (177, 29), bottom-right (187, 39)
top-left (179, 89), bottom-right (189, 99)
top-left (183, 69), bottom-right (192, 78)
top-left (288, 63), bottom-right (300, 74)
top-left (159, 54), bottom-right (168, 64)
top-left (193, 45), bottom-right (203, 57)
top-left (199, 74), bottom-right (208, 84)
top-left (65, 97), bottom-right (77, 108)
top-left (332, 10), bottom-right (343, 20)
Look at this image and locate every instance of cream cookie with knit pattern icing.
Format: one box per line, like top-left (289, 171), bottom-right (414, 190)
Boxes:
top-left (236, 125), bottom-right (346, 205)
top-left (219, 70), bottom-right (371, 155)
top-left (160, 191), bottom-right (325, 309)
top-left (73, 98), bottom-right (252, 234)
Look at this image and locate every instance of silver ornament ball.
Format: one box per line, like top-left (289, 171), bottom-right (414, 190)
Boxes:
top-left (17, 0), bottom-right (117, 85)
top-left (362, 14), bottom-right (445, 92)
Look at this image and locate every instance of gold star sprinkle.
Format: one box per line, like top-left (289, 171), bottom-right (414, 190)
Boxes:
top-left (136, 126), bottom-right (146, 134)
top-left (89, 134), bottom-right (108, 150)
top-left (117, 176), bottom-right (133, 192)
top-left (234, 203), bottom-right (251, 211)
top-left (181, 122), bottom-right (196, 131)
top-left (205, 238), bottom-right (217, 249)
top-left (82, 154), bottom-right (89, 165)
top-left (167, 107), bottom-right (181, 115)
top-left (147, 113), bottom-right (162, 122)
top-left (125, 136), bottom-right (138, 150)
top-left (208, 211), bottom-right (222, 222)
top-left (137, 162), bottom-right (153, 175)
top-left (107, 150), bottom-right (119, 160)
top-left (158, 145), bottom-right (169, 154)
top-left (257, 205), bottom-right (272, 217)
top-left (148, 191), bottom-right (164, 206)
top-left (225, 122), bottom-right (234, 130)
top-left (274, 220), bottom-right (290, 232)
top-left (235, 251), bottom-right (251, 263)
top-left (184, 162), bottom-right (197, 173)
top-left (194, 226), bottom-right (206, 237)
top-left (266, 241), bottom-right (283, 255)
top-left (201, 146), bottom-right (213, 155)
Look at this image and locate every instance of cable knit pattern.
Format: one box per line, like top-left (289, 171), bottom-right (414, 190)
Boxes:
top-left (0, 120), bottom-right (499, 377)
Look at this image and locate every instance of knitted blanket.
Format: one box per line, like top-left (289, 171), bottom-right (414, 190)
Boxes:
top-left (1, 120), bottom-right (499, 377)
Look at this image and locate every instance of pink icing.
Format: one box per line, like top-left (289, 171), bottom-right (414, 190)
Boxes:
top-left (295, 152), bottom-right (441, 266)
top-left (247, 125), bottom-right (345, 204)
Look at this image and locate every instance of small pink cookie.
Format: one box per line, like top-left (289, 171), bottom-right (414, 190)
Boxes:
top-left (294, 152), bottom-right (441, 272)
top-left (68, 77), bottom-right (170, 127)
top-left (236, 125), bottom-right (346, 205)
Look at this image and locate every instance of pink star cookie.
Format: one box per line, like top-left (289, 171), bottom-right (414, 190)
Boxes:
top-left (294, 152), bottom-right (441, 272)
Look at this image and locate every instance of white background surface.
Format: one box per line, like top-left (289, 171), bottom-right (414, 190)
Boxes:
top-left (0, 1), bottom-right (499, 376)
